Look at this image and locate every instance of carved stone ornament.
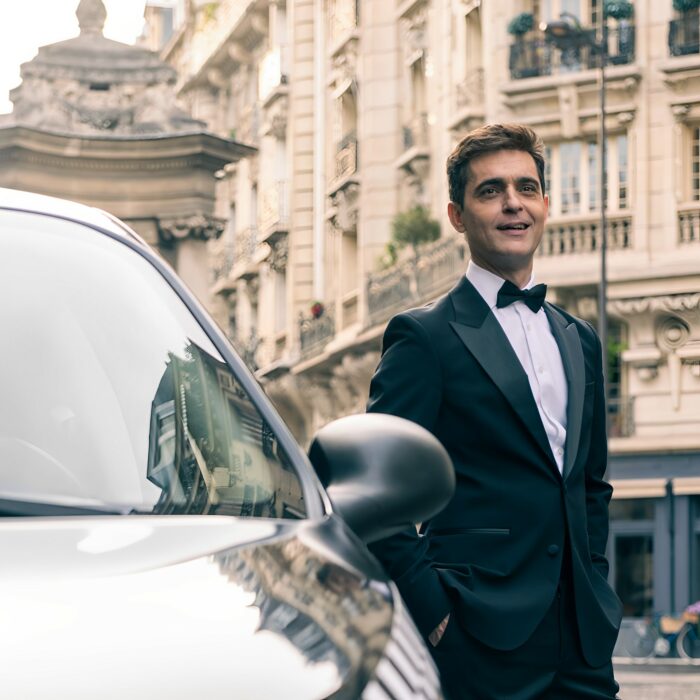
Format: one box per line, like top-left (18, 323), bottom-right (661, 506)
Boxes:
top-left (269, 235), bottom-right (289, 272)
top-left (400, 6), bottom-right (428, 63)
top-left (621, 346), bottom-right (663, 382)
top-left (158, 214), bottom-right (225, 243)
top-left (672, 104), bottom-right (691, 123)
top-left (331, 44), bottom-right (358, 91)
top-left (76, 0), bottom-right (107, 35)
top-left (329, 182), bottom-right (360, 233)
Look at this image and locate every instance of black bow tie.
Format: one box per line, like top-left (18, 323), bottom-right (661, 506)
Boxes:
top-left (496, 280), bottom-right (547, 313)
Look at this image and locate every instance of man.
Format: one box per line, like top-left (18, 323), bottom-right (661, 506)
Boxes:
top-left (367, 123), bottom-right (622, 699)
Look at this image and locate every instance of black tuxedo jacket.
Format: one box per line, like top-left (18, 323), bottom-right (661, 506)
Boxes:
top-left (367, 275), bottom-right (622, 667)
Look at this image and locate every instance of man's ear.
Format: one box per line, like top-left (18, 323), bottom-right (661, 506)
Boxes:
top-left (447, 201), bottom-right (465, 233)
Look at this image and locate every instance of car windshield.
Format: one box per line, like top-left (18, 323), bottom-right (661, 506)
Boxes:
top-left (0, 208), bottom-right (306, 519)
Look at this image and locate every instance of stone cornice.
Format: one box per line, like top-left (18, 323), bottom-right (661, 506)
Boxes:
top-left (0, 126), bottom-right (256, 172)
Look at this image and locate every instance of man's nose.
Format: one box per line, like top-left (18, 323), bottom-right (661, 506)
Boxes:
top-left (503, 187), bottom-right (523, 211)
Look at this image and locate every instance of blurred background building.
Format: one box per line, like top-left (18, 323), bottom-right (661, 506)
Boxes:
top-left (2, 0), bottom-right (698, 623)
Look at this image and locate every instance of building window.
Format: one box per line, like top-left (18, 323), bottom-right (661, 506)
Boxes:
top-left (560, 142), bottom-right (581, 215)
top-left (609, 498), bottom-right (656, 618)
top-left (546, 135), bottom-right (629, 217)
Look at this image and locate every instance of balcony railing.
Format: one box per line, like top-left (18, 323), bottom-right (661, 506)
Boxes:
top-left (538, 214), bottom-right (632, 256)
top-left (299, 310), bottom-right (335, 358)
top-left (367, 235), bottom-right (466, 327)
top-left (260, 180), bottom-right (289, 237)
top-left (509, 24), bottom-right (635, 80)
top-left (608, 396), bottom-right (635, 438)
top-left (234, 225), bottom-right (258, 265)
top-left (669, 12), bottom-right (700, 57)
top-left (335, 131), bottom-right (358, 180)
top-left (402, 113), bottom-right (429, 151)
top-left (678, 205), bottom-right (700, 244)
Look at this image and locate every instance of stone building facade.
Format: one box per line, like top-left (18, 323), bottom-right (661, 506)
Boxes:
top-left (154, 0), bottom-right (700, 620)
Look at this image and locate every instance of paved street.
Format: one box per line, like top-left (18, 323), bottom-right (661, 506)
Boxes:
top-left (616, 665), bottom-right (700, 699)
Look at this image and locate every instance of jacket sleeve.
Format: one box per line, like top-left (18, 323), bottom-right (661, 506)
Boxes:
top-left (584, 323), bottom-right (614, 578)
top-left (366, 312), bottom-right (452, 638)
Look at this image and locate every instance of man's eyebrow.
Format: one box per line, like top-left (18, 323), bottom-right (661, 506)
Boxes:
top-left (473, 176), bottom-right (540, 191)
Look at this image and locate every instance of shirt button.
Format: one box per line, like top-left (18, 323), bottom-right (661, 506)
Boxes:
top-left (526, 324), bottom-right (532, 331)
top-left (547, 544), bottom-right (560, 557)
top-left (557, 448), bottom-right (564, 456)
top-left (538, 367), bottom-right (544, 373)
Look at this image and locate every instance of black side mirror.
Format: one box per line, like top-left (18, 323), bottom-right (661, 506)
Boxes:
top-left (308, 413), bottom-right (454, 544)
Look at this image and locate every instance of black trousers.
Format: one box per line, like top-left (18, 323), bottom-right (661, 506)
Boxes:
top-left (431, 574), bottom-right (619, 700)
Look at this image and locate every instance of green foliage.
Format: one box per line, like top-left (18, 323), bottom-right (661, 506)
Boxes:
top-left (605, 0), bottom-right (635, 20)
top-left (390, 206), bottom-right (441, 253)
top-left (673, 0), bottom-right (700, 12)
top-left (507, 12), bottom-right (535, 36)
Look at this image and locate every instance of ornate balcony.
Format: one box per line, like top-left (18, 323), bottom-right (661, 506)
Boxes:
top-left (366, 235), bottom-right (466, 327)
top-left (509, 24), bottom-right (635, 80)
top-left (678, 204), bottom-right (700, 244)
top-left (299, 309), bottom-right (335, 358)
top-left (669, 13), bottom-right (700, 57)
top-left (538, 214), bottom-right (633, 256)
top-left (232, 225), bottom-right (259, 280)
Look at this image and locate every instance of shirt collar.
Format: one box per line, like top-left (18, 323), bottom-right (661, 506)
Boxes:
top-left (466, 261), bottom-right (535, 310)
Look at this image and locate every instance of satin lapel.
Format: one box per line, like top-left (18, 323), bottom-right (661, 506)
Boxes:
top-left (544, 303), bottom-right (585, 480)
top-left (448, 278), bottom-right (557, 471)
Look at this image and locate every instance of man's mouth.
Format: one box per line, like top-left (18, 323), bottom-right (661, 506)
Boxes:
top-left (497, 223), bottom-right (530, 231)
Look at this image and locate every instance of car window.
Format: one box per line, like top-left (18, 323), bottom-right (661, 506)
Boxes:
top-left (0, 209), bottom-right (306, 518)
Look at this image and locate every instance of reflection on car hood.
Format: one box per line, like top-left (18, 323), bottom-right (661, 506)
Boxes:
top-left (0, 516), bottom-right (393, 699)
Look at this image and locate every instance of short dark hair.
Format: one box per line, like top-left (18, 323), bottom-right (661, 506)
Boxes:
top-left (446, 123), bottom-right (546, 206)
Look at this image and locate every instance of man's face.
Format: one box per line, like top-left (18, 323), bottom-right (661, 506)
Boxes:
top-left (447, 149), bottom-right (548, 280)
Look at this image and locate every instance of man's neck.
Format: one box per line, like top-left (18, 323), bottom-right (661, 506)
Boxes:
top-left (470, 258), bottom-right (533, 289)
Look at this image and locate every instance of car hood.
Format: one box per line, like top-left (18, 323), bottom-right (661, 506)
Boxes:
top-left (0, 516), bottom-right (393, 699)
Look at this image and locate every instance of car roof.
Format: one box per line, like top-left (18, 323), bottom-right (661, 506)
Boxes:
top-left (0, 187), bottom-right (143, 245)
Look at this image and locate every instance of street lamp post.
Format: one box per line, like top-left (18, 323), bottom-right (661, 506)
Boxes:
top-left (541, 12), bottom-right (609, 406)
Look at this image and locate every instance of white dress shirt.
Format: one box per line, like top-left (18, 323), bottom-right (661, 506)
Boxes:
top-left (466, 261), bottom-right (568, 473)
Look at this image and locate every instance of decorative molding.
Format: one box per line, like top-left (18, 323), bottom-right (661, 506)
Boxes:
top-left (269, 235), bottom-right (288, 272)
top-left (158, 213), bottom-right (225, 243)
top-left (608, 293), bottom-right (700, 315)
top-left (329, 181), bottom-right (360, 234)
top-left (621, 347), bottom-right (663, 382)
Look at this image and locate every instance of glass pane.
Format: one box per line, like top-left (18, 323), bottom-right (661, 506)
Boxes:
top-left (560, 142), bottom-right (581, 215)
top-left (0, 210), bottom-right (307, 519)
top-left (618, 135), bottom-right (628, 209)
top-left (610, 498), bottom-right (655, 521)
top-left (615, 535), bottom-right (654, 617)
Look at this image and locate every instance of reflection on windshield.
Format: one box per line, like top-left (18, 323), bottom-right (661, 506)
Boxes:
top-left (0, 209), bottom-right (306, 518)
top-left (148, 341), bottom-right (305, 518)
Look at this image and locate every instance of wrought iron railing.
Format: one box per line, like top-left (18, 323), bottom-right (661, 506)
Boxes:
top-left (299, 310), bottom-right (335, 358)
top-left (538, 214), bottom-right (633, 256)
top-left (366, 236), bottom-right (466, 327)
top-left (508, 24), bottom-right (635, 80)
top-left (669, 13), bottom-right (700, 57)
top-left (678, 205), bottom-right (700, 244)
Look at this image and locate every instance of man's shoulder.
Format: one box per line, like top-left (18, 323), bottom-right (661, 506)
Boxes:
top-left (391, 290), bottom-right (453, 329)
